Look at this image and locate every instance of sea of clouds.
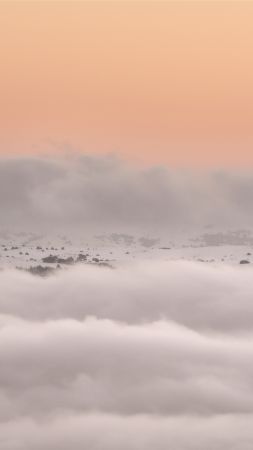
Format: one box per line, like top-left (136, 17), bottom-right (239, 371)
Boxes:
top-left (1, 153), bottom-right (253, 448)
top-left (1, 260), bottom-right (253, 449)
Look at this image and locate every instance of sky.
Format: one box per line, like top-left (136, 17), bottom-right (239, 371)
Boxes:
top-left (2, 4), bottom-right (253, 448)
top-left (1, 1), bottom-right (253, 166)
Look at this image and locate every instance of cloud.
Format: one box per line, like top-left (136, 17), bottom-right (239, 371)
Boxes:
top-left (1, 314), bottom-right (253, 417)
top-left (1, 261), bottom-right (253, 331)
top-left (2, 153), bottom-right (253, 448)
top-left (1, 414), bottom-right (253, 450)
top-left (1, 153), bottom-right (253, 234)
top-left (0, 261), bottom-right (253, 448)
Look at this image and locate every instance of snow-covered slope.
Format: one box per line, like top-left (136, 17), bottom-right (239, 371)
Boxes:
top-left (1, 229), bottom-right (253, 272)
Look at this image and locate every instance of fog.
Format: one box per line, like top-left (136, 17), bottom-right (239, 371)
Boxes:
top-left (1, 260), bottom-right (253, 448)
top-left (1, 154), bottom-right (253, 234)
top-left (1, 153), bottom-right (253, 447)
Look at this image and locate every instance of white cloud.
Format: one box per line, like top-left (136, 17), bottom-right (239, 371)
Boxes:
top-left (0, 260), bottom-right (253, 448)
top-left (1, 413), bottom-right (253, 450)
top-left (1, 153), bottom-right (253, 448)
top-left (1, 261), bottom-right (252, 331)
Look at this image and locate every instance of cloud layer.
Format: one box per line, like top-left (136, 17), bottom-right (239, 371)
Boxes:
top-left (1, 153), bottom-right (253, 234)
top-left (1, 261), bottom-right (253, 448)
top-left (1, 153), bottom-right (253, 447)
top-left (1, 261), bottom-right (253, 331)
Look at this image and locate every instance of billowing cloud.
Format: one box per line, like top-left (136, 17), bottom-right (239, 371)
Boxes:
top-left (1, 153), bottom-right (253, 234)
top-left (1, 261), bottom-right (253, 448)
top-left (1, 261), bottom-right (253, 331)
top-left (1, 153), bottom-right (253, 448)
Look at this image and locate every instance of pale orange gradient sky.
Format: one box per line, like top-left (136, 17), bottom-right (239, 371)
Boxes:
top-left (1, 1), bottom-right (253, 166)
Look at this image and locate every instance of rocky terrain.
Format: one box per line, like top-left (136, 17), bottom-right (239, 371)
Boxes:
top-left (1, 229), bottom-right (253, 275)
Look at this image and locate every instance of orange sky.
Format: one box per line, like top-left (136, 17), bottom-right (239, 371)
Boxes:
top-left (1, 1), bottom-right (253, 166)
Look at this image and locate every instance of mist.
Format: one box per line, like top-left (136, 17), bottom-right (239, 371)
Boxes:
top-left (1, 154), bottom-right (253, 235)
top-left (1, 261), bottom-right (253, 448)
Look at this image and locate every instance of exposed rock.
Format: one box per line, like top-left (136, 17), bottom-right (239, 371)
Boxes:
top-left (57, 257), bottom-right (74, 265)
top-left (42, 255), bottom-right (58, 263)
top-left (19, 265), bottom-right (57, 277)
top-left (77, 253), bottom-right (87, 262)
top-left (42, 255), bottom-right (74, 265)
